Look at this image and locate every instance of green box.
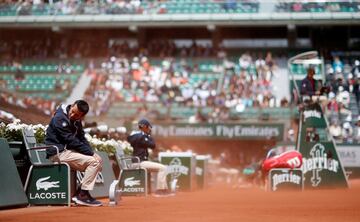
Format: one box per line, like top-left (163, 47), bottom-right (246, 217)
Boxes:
top-left (159, 152), bottom-right (196, 191)
top-left (196, 155), bottom-right (210, 189)
top-left (26, 165), bottom-right (70, 205)
top-left (0, 138), bottom-right (28, 208)
top-left (118, 169), bottom-right (148, 196)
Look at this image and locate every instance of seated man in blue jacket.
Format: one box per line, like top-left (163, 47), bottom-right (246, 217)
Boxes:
top-left (45, 100), bottom-right (103, 207)
top-left (300, 66), bottom-right (321, 99)
top-left (127, 119), bottom-right (173, 196)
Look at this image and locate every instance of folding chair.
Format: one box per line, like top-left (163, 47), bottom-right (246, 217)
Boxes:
top-left (109, 144), bottom-right (148, 206)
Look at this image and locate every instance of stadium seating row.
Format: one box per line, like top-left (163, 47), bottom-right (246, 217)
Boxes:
top-left (2, 1), bottom-right (359, 17)
top-left (150, 58), bottom-right (221, 73)
top-left (0, 64), bottom-right (84, 73)
top-left (0, 1), bottom-right (259, 16)
top-left (290, 63), bottom-right (322, 76)
top-left (0, 74), bottom-right (80, 92)
top-left (276, 1), bottom-right (360, 13)
top-left (107, 102), bottom-right (297, 120)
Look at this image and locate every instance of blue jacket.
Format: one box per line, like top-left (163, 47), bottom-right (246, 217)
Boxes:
top-left (300, 77), bottom-right (318, 96)
top-left (45, 104), bottom-right (94, 158)
top-left (127, 131), bottom-right (155, 161)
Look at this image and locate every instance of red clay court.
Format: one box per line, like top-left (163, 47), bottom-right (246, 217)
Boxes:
top-left (1, 180), bottom-right (360, 222)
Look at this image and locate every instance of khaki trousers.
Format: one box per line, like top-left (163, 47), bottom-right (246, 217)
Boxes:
top-left (138, 161), bottom-right (168, 190)
top-left (50, 149), bottom-right (102, 191)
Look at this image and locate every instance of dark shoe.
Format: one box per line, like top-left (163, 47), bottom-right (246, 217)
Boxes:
top-left (74, 190), bottom-right (102, 207)
top-left (153, 189), bottom-right (175, 197)
top-left (72, 187), bottom-right (82, 202)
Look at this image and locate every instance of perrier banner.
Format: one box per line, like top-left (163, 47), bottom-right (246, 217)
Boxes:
top-left (269, 169), bottom-right (303, 191)
top-left (296, 102), bottom-right (348, 189)
top-left (159, 152), bottom-right (196, 191)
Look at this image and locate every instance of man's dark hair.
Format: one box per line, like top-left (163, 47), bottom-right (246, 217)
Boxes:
top-left (307, 66), bottom-right (315, 75)
top-left (138, 119), bottom-right (152, 129)
top-left (74, 100), bottom-right (89, 114)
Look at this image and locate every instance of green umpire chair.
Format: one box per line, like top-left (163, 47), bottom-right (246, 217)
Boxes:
top-left (22, 128), bottom-right (76, 206)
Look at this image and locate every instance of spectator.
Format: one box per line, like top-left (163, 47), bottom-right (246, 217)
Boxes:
top-left (189, 109), bottom-right (208, 123)
top-left (342, 121), bottom-right (354, 143)
top-left (280, 97), bottom-right (289, 107)
top-left (265, 51), bottom-right (276, 72)
top-left (339, 102), bottom-right (352, 117)
top-left (336, 86), bottom-right (350, 108)
top-left (354, 116), bottom-right (360, 143)
top-left (327, 92), bottom-right (339, 123)
top-left (332, 56), bottom-right (344, 73)
top-left (351, 60), bottom-right (360, 77)
top-left (353, 75), bottom-right (360, 109)
top-left (329, 121), bottom-right (342, 143)
top-left (286, 128), bottom-right (295, 142)
top-left (300, 66), bottom-right (321, 99)
top-left (239, 52), bottom-right (252, 71)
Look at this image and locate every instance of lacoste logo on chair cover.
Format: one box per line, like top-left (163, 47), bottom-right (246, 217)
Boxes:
top-left (36, 176), bottom-right (60, 191)
top-left (124, 177), bottom-right (141, 187)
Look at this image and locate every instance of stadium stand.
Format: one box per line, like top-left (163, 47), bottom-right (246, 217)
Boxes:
top-left (1, 0), bottom-right (359, 17)
top-left (95, 51), bottom-right (291, 122)
top-left (323, 55), bottom-right (360, 143)
top-left (1, 50), bottom-right (360, 143)
top-left (2, 0), bottom-right (360, 17)
top-left (0, 0), bottom-right (260, 16)
top-left (0, 73), bottom-right (79, 92)
top-left (0, 60), bottom-right (85, 115)
top-left (276, 0), bottom-right (360, 13)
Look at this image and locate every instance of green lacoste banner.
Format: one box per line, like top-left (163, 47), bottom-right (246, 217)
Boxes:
top-left (149, 123), bottom-right (284, 141)
top-left (297, 102), bottom-right (348, 189)
top-left (118, 169), bottom-right (147, 196)
top-left (268, 169), bottom-right (303, 191)
top-left (26, 165), bottom-right (70, 205)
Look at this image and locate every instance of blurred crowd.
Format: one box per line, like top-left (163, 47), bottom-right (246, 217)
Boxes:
top-left (0, 91), bottom-right (57, 116)
top-left (83, 70), bottom-right (117, 116)
top-left (0, 38), bottom-right (103, 60)
top-left (0, 33), bottom-right (284, 123)
top-left (110, 39), bottom-right (217, 58)
top-left (0, 39), bottom-right (220, 61)
top-left (92, 50), bottom-right (283, 122)
top-left (276, 0), bottom-right (360, 12)
top-left (2, 52), bottom-right (360, 144)
top-left (324, 56), bottom-right (360, 143)
top-left (0, 0), bottom-right (260, 16)
top-left (1, 0), bottom-right (358, 17)
top-left (0, 0), bottom-right (144, 16)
